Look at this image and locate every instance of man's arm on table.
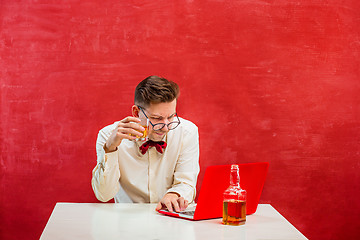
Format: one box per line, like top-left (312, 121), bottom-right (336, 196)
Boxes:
top-left (156, 123), bottom-right (200, 212)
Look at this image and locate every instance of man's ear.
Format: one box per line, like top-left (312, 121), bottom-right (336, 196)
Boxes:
top-left (132, 105), bottom-right (140, 117)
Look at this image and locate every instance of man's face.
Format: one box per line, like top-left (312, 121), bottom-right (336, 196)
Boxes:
top-left (139, 99), bottom-right (177, 142)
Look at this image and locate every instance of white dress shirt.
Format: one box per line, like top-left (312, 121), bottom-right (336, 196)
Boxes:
top-left (91, 117), bottom-right (200, 204)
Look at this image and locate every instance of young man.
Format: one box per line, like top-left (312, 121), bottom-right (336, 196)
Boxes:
top-left (91, 76), bottom-right (200, 212)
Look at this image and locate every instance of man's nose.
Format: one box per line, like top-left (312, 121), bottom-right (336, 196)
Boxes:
top-left (162, 119), bottom-right (170, 131)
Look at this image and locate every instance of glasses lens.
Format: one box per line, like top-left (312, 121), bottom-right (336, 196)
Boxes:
top-left (153, 123), bottom-right (165, 131)
top-left (167, 121), bottom-right (180, 130)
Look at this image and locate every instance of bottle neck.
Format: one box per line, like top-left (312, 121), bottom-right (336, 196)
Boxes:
top-left (230, 165), bottom-right (240, 187)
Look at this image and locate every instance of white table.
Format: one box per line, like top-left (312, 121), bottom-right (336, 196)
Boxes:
top-left (40, 203), bottom-right (308, 240)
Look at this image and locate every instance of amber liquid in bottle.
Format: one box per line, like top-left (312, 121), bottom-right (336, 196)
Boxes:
top-left (222, 165), bottom-right (247, 226)
top-left (223, 200), bottom-right (246, 225)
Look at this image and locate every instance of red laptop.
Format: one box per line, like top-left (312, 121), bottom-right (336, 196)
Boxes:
top-left (158, 162), bottom-right (269, 220)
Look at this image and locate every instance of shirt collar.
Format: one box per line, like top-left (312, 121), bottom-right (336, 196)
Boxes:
top-left (134, 134), bottom-right (168, 148)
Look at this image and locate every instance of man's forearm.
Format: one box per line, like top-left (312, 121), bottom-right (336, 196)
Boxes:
top-left (91, 152), bottom-right (120, 202)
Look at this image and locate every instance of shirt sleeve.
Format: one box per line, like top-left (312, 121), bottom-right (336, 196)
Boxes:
top-left (166, 123), bottom-right (200, 203)
top-left (91, 124), bottom-right (121, 202)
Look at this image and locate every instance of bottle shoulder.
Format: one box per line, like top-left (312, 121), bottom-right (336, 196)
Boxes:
top-left (224, 186), bottom-right (246, 199)
top-left (223, 186), bottom-right (247, 195)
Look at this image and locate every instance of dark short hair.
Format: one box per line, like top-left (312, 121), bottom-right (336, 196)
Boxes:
top-left (134, 76), bottom-right (180, 107)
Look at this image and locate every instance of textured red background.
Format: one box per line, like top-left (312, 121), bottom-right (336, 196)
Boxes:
top-left (1, 1), bottom-right (359, 239)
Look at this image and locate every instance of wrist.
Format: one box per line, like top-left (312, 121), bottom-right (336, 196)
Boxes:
top-left (167, 192), bottom-right (180, 198)
top-left (103, 143), bottom-right (117, 153)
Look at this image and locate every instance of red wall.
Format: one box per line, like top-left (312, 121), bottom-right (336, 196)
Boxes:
top-left (1, 1), bottom-right (359, 239)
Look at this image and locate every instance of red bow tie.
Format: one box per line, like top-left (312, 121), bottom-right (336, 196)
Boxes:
top-left (139, 140), bottom-right (167, 155)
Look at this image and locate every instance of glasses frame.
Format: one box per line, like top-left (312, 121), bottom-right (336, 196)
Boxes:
top-left (137, 105), bottom-right (181, 131)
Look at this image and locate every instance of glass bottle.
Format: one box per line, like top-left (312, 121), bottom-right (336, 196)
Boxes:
top-left (222, 164), bottom-right (247, 225)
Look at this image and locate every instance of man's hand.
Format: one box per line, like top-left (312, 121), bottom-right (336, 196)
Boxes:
top-left (155, 193), bottom-right (189, 212)
top-left (104, 116), bottom-right (145, 153)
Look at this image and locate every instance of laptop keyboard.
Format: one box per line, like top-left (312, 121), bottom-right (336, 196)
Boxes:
top-left (180, 210), bottom-right (195, 216)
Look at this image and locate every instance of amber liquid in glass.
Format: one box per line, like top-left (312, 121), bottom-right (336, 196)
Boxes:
top-left (137, 125), bottom-right (148, 138)
top-left (129, 125), bottom-right (148, 138)
top-left (222, 200), bottom-right (246, 225)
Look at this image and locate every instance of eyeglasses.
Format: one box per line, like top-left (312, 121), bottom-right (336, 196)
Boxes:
top-left (137, 106), bottom-right (181, 131)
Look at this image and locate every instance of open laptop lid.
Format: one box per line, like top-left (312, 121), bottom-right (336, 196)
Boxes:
top-left (193, 162), bottom-right (269, 220)
top-left (158, 162), bottom-right (269, 220)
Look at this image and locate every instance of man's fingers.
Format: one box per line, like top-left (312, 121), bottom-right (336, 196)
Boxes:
top-left (116, 122), bottom-right (145, 138)
top-left (178, 197), bottom-right (186, 211)
top-left (156, 193), bottom-right (184, 213)
top-left (184, 200), bottom-right (189, 209)
top-left (122, 128), bottom-right (144, 137)
top-left (121, 116), bottom-right (141, 123)
top-left (118, 122), bottom-right (144, 132)
top-left (105, 116), bottom-right (145, 153)
top-left (155, 202), bottom-right (162, 211)
top-left (179, 198), bottom-right (189, 211)
top-left (172, 199), bottom-right (181, 212)
top-left (165, 202), bottom-right (174, 212)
